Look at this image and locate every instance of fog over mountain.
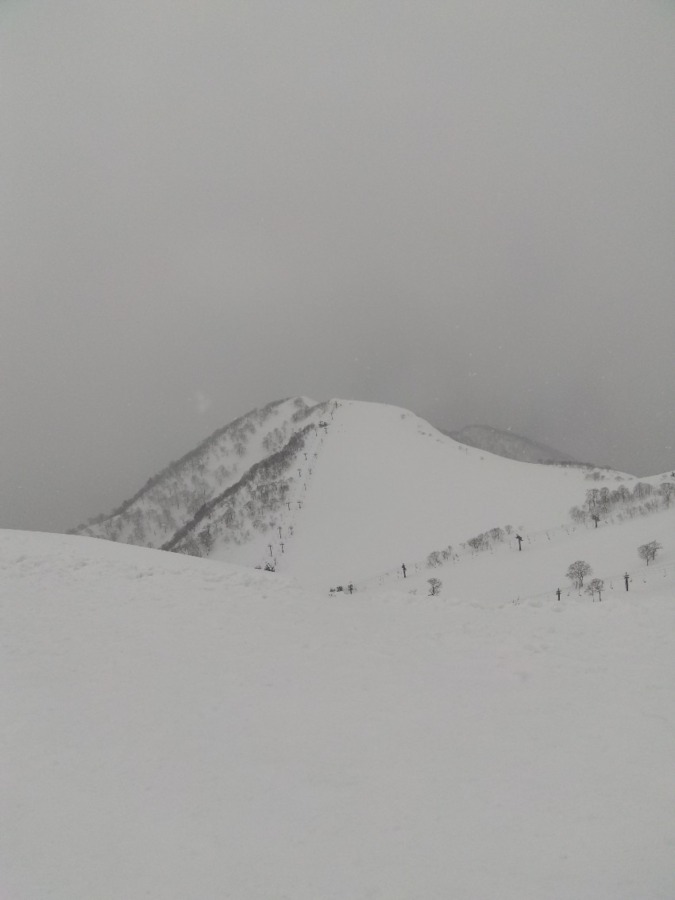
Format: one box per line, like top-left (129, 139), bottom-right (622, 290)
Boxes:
top-left (2, 1), bottom-right (674, 533)
top-left (447, 425), bottom-right (581, 466)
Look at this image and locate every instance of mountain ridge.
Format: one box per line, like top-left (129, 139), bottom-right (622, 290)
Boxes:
top-left (74, 396), bottom-right (328, 549)
top-left (445, 423), bottom-right (585, 466)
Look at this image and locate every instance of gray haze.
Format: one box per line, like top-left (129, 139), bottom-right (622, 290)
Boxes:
top-left (2, 1), bottom-right (675, 532)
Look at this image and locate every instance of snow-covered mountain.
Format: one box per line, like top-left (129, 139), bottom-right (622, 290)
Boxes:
top-left (446, 423), bottom-right (581, 465)
top-left (5, 399), bottom-right (675, 898)
top-left (77, 397), bottom-right (670, 589)
top-left (2, 513), bottom-right (674, 899)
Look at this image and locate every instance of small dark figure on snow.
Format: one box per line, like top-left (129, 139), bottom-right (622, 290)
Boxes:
top-left (348, 583), bottom-right (354, 594)
top-left (556, 588), bottom-right (561, 602)
top-left (516, 535), bottom-right (523, 551)
top-left (624, 572), bottom-right (631, 591)
top-left (402, 563), bottom-right (407, 578)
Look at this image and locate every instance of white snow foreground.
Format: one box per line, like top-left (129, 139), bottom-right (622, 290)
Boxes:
top-left (2, 530), bottom-right (674, 899)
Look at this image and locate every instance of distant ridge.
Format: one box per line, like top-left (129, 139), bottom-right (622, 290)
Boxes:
top-left (445, 424), bottom-right (582, 466)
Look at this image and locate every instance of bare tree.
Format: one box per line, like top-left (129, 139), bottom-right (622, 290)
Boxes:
top-left (569, 506), bottom-right (587, 525)
top-left (633, 482), bottom-right (653, 500)
top-left (585, 578), bottom-right (604, 602)
top-left (638, 541), bottom-right (662, 566)
top-left (566, 560), bottom-right (592, 590)
top-left (658, 482), bottom-right (675, 507)
top-left (427, 578), bottom-right (442, 596)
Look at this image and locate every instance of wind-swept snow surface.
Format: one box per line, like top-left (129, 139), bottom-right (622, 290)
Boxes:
top-left (2, 530), bottom-right (674, 899)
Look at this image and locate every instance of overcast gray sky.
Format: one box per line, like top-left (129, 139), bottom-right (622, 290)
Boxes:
top-left (2, 0), bottom-right (675, 533)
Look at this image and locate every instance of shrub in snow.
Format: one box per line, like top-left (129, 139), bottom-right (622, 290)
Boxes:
top-left (465, 527), bottom-right (507, 555)
top-left (638, 541), bottom-right (662, 566)
top-left (428, 578), bottom-right (442, 596)
top-left (585, 578), bottom-right (604, 602)
top-left (566, 560), bottom-right (592, 590)
top-left (467, 534), bottom-right (488, 553)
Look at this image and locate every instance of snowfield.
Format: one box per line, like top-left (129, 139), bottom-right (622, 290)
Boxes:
top-left (2, 528), bottom-right (674, 900)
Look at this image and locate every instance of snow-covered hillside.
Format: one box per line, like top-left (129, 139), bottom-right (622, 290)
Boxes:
top-left (184, 400), bottom-right (652, 587)
top-left (74, 396), bottom-right (325, 549)
top-left (2, 528), bottom-right (674, 900)
top-left (80, 397), bottom-right (661, 590)
top-left (380, 501), bottom-right (675, 606)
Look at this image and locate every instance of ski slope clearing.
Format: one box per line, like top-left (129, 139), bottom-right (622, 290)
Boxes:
top-left (273, 400), bottom-right (636, 586)
top-left (2, 530), bottom-right (674, 900)
top-left (369, 503), bottom-right (675, 605)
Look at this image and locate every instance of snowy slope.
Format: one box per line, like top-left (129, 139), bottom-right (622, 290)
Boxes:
top-left (74, 397), bottom-right (321, 549)
top-left (375, 502), bottom-right (675, 605)
top-left (2, 529), bottom-right (674, 900)
top-left (255, 400), bottom-right (639, 586)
